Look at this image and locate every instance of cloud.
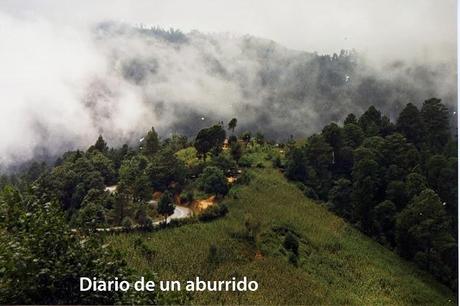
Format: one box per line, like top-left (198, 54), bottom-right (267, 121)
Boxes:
top-left (0, 3), bottom-right (456, 168)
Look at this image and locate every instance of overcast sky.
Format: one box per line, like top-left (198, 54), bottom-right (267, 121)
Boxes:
top-left (0, 0), bottom-right (456, 62)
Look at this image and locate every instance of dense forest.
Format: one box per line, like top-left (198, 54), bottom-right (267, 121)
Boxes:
top-left (0, 97), bottom-right (457, 303)
top-left (283, 98), bottom-right (457, 289)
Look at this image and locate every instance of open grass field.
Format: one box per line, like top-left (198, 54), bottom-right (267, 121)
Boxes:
top-left (107, 165), bottom-right (455, 304)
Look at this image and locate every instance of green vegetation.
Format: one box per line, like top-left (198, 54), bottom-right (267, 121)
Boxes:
top-left (0, 101), bottom-right (456, 304)
top-left (107, 166), bottom-right (454, 305)
top-left (284, 99), bottom-right (458, 289)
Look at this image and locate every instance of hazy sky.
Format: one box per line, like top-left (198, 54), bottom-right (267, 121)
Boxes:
top-left (1, 0), bottom-right (456, 61)
top-left (0, 0), bottom-right (456, 167)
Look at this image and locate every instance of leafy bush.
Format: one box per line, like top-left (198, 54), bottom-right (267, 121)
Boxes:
top-left (122, 216), bottom-right (133, 229)
top-left (198, 166), bottom-right (228, 196)
top-left (236, 171), bottom-right (252, 186)
top-left (283, 233), bottom-right (299, 256)
top-left (0, 195), bottom-right (156, 304)
top-left (198, 203), bottom-right (229, 222)
top-left (238, 155), bottom-right (253, 167)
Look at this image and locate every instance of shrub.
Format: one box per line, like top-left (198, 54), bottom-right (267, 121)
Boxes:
top-left (198, 166), bottom-right (228, 196)
top-left (198, 203), bottom-right (229, 222)
top-left (238, 155), bottom-right (253, 167)
top-left (256, 162), bottom-right (265, 168)
top-left (236, 171), bottom-right (252, 185)
top-left (283, 233), bottom-right (299, 256)
top-left (121, 216), bottom-right (133, 229)
top-left (180, 190), bottom-right (194, 204)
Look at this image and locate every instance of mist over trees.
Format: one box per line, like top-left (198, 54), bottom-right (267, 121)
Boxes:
top-left (0, 23), bottom-right (456, 169)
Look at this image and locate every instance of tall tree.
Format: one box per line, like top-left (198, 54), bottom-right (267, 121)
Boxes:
top-left (344, 113), bottom-right (357, 125)
top-left (328, 178), bottom-right (352, 218)
top-left (396, 103), bottom-right (425, 146)
top-left (118, 155), bottom-right (151, 202)
top-left (358, 106), bottom-right (382, 136)
top-left (395, 189), bottom-right (456, 288)
top-left (94, 135), bottom-right (108, 153)
top-left (421, 98), bottom-right (450, 151)
top-left (194, 125), bottom-right (226, 160)
top-left (343, 123), bottom-right (365, 148)
top-left (198, 166), bottom-right (228, 196)
top-left (146, 147), bottom-right (186, 191)
top-left (142, 127), bottom-right (160, 156)
top-left (157, 190), bottom-right (175, 224)
top-left (228, 118), bottom-right (237, 133)
top-left (352, 158), bottom-right (382, 233)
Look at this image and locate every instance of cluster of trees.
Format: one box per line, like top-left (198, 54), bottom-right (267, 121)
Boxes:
top-left (0, 120), bottom-right (249, 303)
top-left (0, 186), bottom-right (156, 304)
top-left (0, 117), bottom-right (252, 234)
top-left (28, 128), bottom-right (189, 229)
top-left (284, 98), bottom-right (457, 289)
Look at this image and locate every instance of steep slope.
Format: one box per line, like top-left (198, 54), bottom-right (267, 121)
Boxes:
top-left (108, 167), bottom-right (454, 305)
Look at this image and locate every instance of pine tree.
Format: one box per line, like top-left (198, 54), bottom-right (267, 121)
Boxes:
top-left (142, 127), bottom-right (160, 156)
top-left (157, 190), bottom-right (175, 224)
top-left (396, 103), bottom-right (425, 146)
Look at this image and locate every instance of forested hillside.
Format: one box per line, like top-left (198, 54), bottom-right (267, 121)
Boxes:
top-left (283, 98), bottom-right (457, 289)
top-left (0, 97), bottom-right (457, 304)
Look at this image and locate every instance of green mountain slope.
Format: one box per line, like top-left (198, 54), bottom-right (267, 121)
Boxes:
top-left (108, 167), bottom-right (454, 305)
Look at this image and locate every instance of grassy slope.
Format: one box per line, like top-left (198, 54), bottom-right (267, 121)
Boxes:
top-left (107, 166), bottom-right (454, 305)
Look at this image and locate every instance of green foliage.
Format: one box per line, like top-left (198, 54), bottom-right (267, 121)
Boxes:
top-left (108, 168), bottom-right (454, 304)
top-left (372, 200), bottom-right (397, 246)
top-left (194, 125), bottom-right (226, 160)
top-left (142, 127), bottom-right (160, 156)
top-left (209, 152), bottom-right (237, 175)
top-left (162, 133), bottom-right (189, 152)
top-left (240, 131), bottom-right (251, 143)
top-left (405, 172), bottom-right (428, 200)
top-left (285, 147), bottom-right (306, 181)
top-left (157, 190), bottom-right (175, 223)
top-left (358, 106), bottom-right (382, 136)
top-left (255, 132), bottom-right (265, 144)
top-left (228, 118), bottom-right (237, 133)
top-left (421, 98), bottom-right (450, 152)
top-left (122, 216), bottom-right (134, 228)
top-left (35, 154), bottom-right (105, 212)
top-left (198, 166), bottom-right (228, 196)
top-left (198, 203), bottom-right (229, 222)
top-left (283, 100), bottom-right (457, 289)
top-left (396, 189), bottom-right (456, 288)
top-left (87, 150), bottom-right (116, 185)
top-left (344, 113), bottom-right (357, 125)
top-left (230, 141), bottom-right (243, 162)
top-left (283, 232), bottom-right (299, 256)
top-left (94, 135), bottom-right (109, 153)
top-left (238, 154), bottom-right (253, 167)
top-left (0, 191), bottom-right (155, 304)
top-left (118, 155), bottom-right (151, 202)
top-left (328, 178), bottom-right (352, 218)
top-left (244, 213), bottom-right (261, 243)
top-left (236, 170), bottom-right (252, 186)
top-left (147, 147), bottom-right (186, 191)
top-left (396, 103), bottom-right (425, 146)
top-left (75, 201), bottom-right (107, 229)
top-left (322, 122), bottom-right (343, 151)
top-left (343, 123), bottom-right (364, 148)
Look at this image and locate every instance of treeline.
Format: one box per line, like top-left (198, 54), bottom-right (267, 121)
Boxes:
top-left (283, 98), bottom-right (457, 289)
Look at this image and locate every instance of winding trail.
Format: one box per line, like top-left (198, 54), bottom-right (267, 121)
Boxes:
top-left (99, 185), bottom-right (192, 232)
